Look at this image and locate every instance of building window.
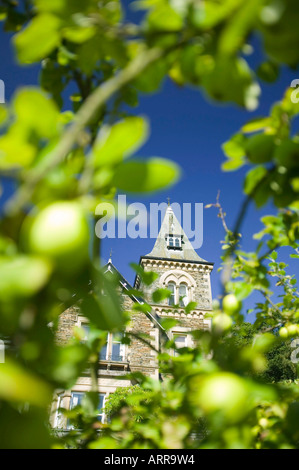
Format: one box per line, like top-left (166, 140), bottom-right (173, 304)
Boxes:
top-left (167, 235), bottom-right (182, 249)
top-left (173, 334), bottom-right (187, 356)
top-left (54, 393), bottom-right (64, 429)
top-left (111, 333), bottom-right (124, 362)
top-left (70, 391), bottom-right (84, 409)
top-left (167, 282), bottom-right (189, 307)
top-left (168, 282), bottom-right (176, 306)
top-left (179, 283), bottom-right (188, 307)
top-left (81, 323), bottom-right (90, 341)
top-left (78, 321), bottom-right (126, 363)
top-left (69, 392), bottom-right (107, 424)
top-left (100, 333), bottom-right (125, 362)
top-left (97, 393), bottom-right (106, 423)
top-left (99, 335), bottom-right (108, 360)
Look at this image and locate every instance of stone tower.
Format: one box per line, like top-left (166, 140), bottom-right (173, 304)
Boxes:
top-left (135, 204), bottom-right (213, 344)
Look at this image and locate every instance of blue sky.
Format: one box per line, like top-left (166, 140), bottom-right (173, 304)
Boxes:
top-left (0, 6), bottom-right (299, 319)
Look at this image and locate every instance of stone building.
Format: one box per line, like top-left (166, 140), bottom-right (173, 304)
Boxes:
top-left (51, 205), bottom-right (213, 428)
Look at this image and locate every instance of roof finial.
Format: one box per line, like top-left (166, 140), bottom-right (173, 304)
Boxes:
top-left (109, 248), bottom-right (113, 263)
top-left (167, 197), bottom-right (171, 207)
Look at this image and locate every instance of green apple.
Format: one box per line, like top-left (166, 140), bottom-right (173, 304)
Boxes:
top-left (222, 294), bottom-right (241, 315)
top-left (189, 372), bottom-right (249, 423)
top-left (279, 327), bottom-right (289, 339)
top-left (287, 324), bottom-right (298, 337)
top-left (245, 134), bottom-right (275, 164)
top-left (25, 201), bottom-right (90, 273)
top-left (274, 140), bottom-right (299, 169)
top-left (213, 313), bottom-right (233, 333)
top-left (259, 418), bottom-right (269, 429)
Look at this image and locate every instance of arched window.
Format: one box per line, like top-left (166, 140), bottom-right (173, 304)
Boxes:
top-left (168, 237), bottom-right (174, 247)
top-left (161, 271), bottom-right (196, 308)
top-left (179, 283), bottom-right (188, 307)
top-left (175, 237), bottom-right (180, 247)
top-left (168, 282), bottom-right (176, 306)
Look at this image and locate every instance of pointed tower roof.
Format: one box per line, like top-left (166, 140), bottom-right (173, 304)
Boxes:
top-left (145, 205), bottom-right (207, 263)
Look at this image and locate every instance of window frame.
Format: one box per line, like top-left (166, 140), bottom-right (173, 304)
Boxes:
top-left (167, 282), bottom-right (176, 306)
top-left (77, 317), bottom-right (126, 363)
top-left (173, 334), bottom-right (188, 356)
top-left (68, 391), bottom-right (107, 425)
top-left (167, 282), bottom-right (189, 307)
top-left (170, 327), bottom-right (193, 356)
top-left (167, 235), bottom-right (182, 250)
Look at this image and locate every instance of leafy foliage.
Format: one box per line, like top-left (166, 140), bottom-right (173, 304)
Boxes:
top-left (0, 0), bottom-right (299, 449)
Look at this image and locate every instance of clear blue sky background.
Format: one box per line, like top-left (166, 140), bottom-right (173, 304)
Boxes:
top-left (0, 3), bottom-right (298, 319)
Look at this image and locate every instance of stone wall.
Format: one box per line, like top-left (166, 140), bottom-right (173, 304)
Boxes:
top-left (139, 258), bottom-right (213, 311)
top-left (122, 293), bottom-right (158, 378)
top-left (55, 306), bottom-right (79, 345)
top-left (55, 292), bottom-right (158, 379)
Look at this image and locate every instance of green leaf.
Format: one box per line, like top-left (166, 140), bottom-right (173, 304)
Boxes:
top-left (130, 263), bottom-right (158, 286)
top-left (159, 318), bottom-right (178, 331)
top-left (0, 129), bottom-right (36, 169)
top-left (14, 14), bottom-right (61, 63)
top-left (113, 158), bottom-right (180, 193)
top-left (0, 255), bottom-right (52, 299)
top-left (0, 358), bottom-right (52, 407)
top-left (257, 61), bottom-right (280, 83)
top-left (222, 157), bottom-right (245, 171)
top-left (134, 59), bottom-right (168, 93)
top-left (93, 117), bottom-right (149, 167)
top-left (202, 57), bottom-right (260, 110)
top-left (191, 0), bottom-right (243, 29)
top-left (0, 105), bottom-right (7, 125)
top-left (227, 281), bottom-right (253, 300)
top-left (14, 88), bottom-right (60, 138)
top-left (219, 0), bottom-right (261, 56)
top-left (185, 301), bottom-right (197, 314)
top-left (222, 133), bottom-right (247, 159)
top-left (245, 134), bottom-right (275, 164)
top-left (244, 166), bottom-right (267, 195)
top-left (152, 288), bottom-right (171, 303)
top-left (146, 4), bottom-right (183, 32)
top-left (241, 117), bottom-right (271, 133)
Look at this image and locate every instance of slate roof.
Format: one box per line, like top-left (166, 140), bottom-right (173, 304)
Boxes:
top-left (145, 205), bottom-right (208, 263)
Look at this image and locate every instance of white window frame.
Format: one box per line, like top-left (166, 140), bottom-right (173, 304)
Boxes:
top-left (69, 391), bottom-right (107, 425)
top-left (76, 317), bottom-right (126, 362)
top-left (167, 282), bottom-right (176, 306)
top-left (53, 392), bottom-right (64, 429)
top-left (170, 327), bottom-right (193, 355)
top-left (173, 334), bottom-right (188, 356)
top-left (167, 282), bottom-right (189, 307)
top-left (167, 235), bottom-right (182, 249)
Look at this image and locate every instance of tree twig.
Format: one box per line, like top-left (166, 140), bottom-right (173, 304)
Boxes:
top-left (6, 46), bottom-right (166, 216)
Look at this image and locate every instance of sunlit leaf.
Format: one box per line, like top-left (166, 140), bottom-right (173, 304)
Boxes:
top-left (113, 158), bottom-right (180, 193)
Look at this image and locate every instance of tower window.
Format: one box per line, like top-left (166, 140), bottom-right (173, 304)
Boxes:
top-left (167, 235), bottom-right (182, 249)
top-left (167, 282), bottom-right (189, 307)
top-left (168, 282), bottom-right (176, 306)
top-left (179, 283), bottom-right (188, 307)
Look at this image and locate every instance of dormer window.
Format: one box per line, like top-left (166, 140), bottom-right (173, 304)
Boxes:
top-left (167, 235), bottom-right (182, 250)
